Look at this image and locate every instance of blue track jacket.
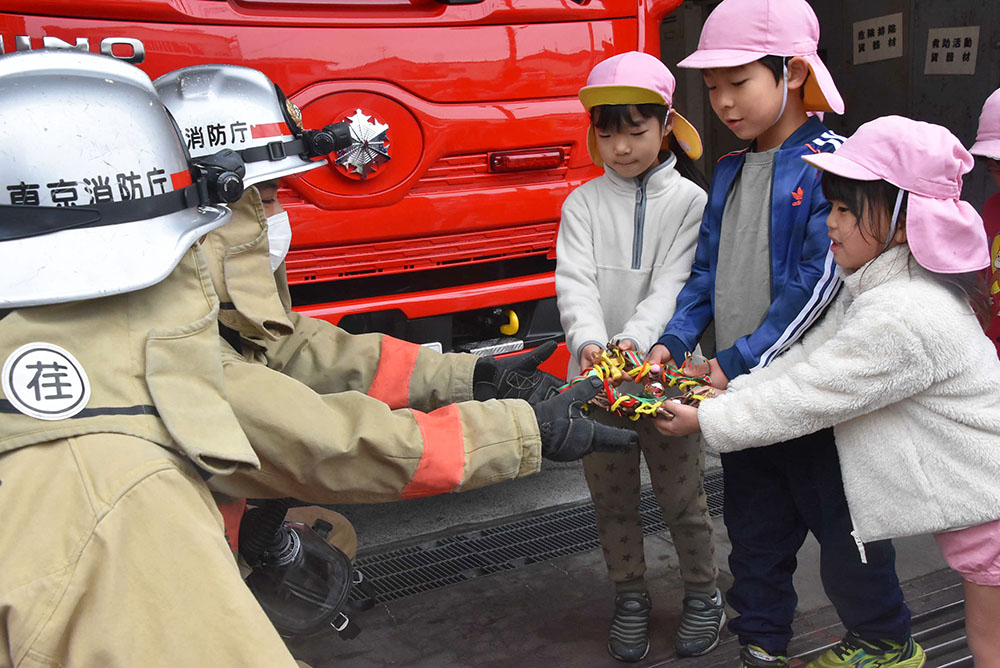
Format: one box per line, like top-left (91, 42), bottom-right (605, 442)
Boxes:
top-left (656, 117), bottom-right (844, 380)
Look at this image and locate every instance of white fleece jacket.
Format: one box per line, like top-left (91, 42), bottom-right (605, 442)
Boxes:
top-left (699, 244), bottom-right (1000, 543)
top-left (556, 154), bottom-right (706, 377)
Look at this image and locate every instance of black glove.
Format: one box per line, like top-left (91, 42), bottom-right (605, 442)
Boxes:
top-left (473, 341), bottom-right (563, 404)
top-left (532, 377), bottom-right (638, 462)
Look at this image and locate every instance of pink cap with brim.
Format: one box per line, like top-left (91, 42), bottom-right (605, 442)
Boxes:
top-left (971, 88), bottom-right (1000, 159)
top-left (579, 51), bottom-right (703, 162)
top-left (677, 0), bottom-right (844, 115)
top-left (802, 115), bottom-right (988, 274)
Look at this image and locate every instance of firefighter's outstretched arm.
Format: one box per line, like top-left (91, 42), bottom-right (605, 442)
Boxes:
top-left (209, 354), bottom-right (633, 504)
top-left (265, 311), bottom-right (479, 412)
top-left (266, 312), bottom-right (562, 411)
top-left (209, 354), bottom-right (539, 503)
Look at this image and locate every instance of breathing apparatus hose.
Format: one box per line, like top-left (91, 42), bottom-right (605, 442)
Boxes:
top-left (238, 497), bottom-right (294, 566)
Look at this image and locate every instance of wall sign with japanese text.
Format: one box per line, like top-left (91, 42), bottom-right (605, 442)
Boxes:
top-left (853, 13), bottom-right (903, 65)
top-left (924, 26), bottom-right (979, 75)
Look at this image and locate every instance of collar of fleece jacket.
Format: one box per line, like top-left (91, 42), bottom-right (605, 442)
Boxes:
top-left (602, 151), bottom-right (680, 196)
top-left (840, 244), bottom-right (917, 298)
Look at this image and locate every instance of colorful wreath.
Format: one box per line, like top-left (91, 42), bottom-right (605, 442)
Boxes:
top-left (556, 343), bottom-right (717, 420)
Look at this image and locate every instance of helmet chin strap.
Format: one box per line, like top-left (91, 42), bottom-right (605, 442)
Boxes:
top-left (767, 62), bottom-right (789, 131)
top-left (884, 188), bottom-right (906, 250)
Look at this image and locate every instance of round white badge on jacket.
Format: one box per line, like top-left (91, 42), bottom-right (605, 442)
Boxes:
top-left (2, 342), bottom-right (91, 420)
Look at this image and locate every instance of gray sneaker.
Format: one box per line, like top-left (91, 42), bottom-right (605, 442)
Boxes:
top-left (674, 588), bottom-right (726, 657)
top-left (608, 592), bottom-right (652, 662)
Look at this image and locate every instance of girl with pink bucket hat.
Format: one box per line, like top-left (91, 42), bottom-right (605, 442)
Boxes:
top-left (657, 115), bottom-right (1000, 666)
top-left (555, 51), bottom-right (723, 661)
top-left (970, 87), bottom-right (1000, 358)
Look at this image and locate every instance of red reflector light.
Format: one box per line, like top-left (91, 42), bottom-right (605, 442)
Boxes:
top-left (489, 149), bottom-right (565, 172)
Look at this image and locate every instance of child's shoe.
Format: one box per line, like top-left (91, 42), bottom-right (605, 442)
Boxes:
top-left (673, 588), bottom-right (726, 656)
top-left (739, 644), bottom-right (789, 667)
top-left (806, 632), bottom-right (925, 667)
top-left (607, 592), bottom-right (651, 662)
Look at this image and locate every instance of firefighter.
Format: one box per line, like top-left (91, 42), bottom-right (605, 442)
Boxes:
top-left (153, 65), bottom-right (635, 507)
top-left (0, 50), bottom-right (305, 667)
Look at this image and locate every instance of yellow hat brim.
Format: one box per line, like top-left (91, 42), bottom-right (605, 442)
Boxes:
top-left (579, 85), bottom-right (667, 111)
top-left (671, 111), bottom-right (703, 161)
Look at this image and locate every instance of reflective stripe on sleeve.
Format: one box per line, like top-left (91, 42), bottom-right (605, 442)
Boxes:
top-left (400, 404), bottom-right (465, 499)
top-left (367, 336), bottom-right (420, 409)
top-left (217, 498), bottom-right (248, 553)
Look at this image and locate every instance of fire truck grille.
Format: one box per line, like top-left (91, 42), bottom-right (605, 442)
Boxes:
top-left (350, 468), bottom-right (724, 604)
top-left (286, 222), bottom-right (557, 285)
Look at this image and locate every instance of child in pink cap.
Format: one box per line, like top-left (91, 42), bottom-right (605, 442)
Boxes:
top-left (555, 51), bottom-right (723, 661)
top-left (657, 115), bottom-right (1000, 666)
top-left (970, 87), bottom-right (1000, 358)
top-left (646, 1), bottom-right (917, 666)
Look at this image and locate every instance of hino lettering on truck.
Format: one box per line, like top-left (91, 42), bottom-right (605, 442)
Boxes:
top-left (0, 35), bottom-right (145, 64)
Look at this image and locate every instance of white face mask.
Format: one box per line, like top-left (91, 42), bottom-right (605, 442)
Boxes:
top-left (265, 211), bottom-right (292, 272)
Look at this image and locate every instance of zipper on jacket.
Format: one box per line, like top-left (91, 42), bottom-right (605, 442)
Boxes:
top-left (632, 185), bottom-right (645, 270)
top-left (850, 515), bottom-right (868, 564)
top-left (630, 157), bottom-right (674, 270)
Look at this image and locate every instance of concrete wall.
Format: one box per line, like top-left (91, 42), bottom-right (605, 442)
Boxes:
top-left (664, 0), bottom-right (1000, 208)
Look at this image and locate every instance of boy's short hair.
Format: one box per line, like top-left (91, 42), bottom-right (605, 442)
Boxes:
top-left (757, 55), bottom-right (784, 84)
top-left (756, 55), bottom-right (808, 96)
top-left (590, 103), bottom-right (667, 133)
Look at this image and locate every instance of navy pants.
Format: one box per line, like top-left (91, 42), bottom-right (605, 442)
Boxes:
top-left (721, 428), bottom-right (911, 655)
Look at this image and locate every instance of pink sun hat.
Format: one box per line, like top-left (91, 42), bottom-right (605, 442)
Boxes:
top-left (677, 0), bottom-right (844, 115)
top-left (579, 51), bottom-right (703, 164)
top-left (802, 115), bottom-right (988, 274)
top-left (970, 88), bottom-right (1000, 159)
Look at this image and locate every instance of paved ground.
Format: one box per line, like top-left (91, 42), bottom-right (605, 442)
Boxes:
top-left (293, 465), bottom-right (958, 667)
top-left (337, 456), bottom-right (720, 549)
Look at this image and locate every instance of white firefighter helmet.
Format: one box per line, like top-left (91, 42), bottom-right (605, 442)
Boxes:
top-left (154, 65), bottom-right (331, 187)
top-left (0, 50), bottom-right (233, 308)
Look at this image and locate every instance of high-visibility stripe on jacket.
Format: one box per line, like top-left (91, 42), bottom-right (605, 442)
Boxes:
top-left (401, 404), bottom-right (466, 498)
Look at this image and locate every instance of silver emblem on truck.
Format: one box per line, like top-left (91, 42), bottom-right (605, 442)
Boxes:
top-left (335, 109), bottom-right (390, 180)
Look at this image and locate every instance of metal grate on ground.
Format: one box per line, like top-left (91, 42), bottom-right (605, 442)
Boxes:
top-left (351, 467), bottom-right (724, 604)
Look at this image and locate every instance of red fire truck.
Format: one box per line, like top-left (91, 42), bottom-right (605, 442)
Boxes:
top-left (1, 0), bottom-right (682, 376)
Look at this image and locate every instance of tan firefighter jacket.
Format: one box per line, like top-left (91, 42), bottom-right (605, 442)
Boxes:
top-left (201, 190), bottom-right (542, 505)
top-left (0, 245), bottom-right (256, 470)
top-left (0, 246), bottom-right (300, 668)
